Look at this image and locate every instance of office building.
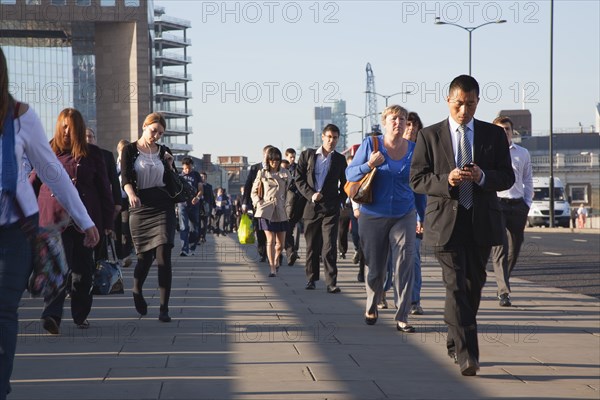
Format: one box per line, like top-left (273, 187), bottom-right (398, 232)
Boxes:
top-left (0, 0), bottom-right (193, 155)
top-left (331, 99), bottom-right (347, 152)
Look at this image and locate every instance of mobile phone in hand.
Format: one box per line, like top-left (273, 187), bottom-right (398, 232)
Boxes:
top-left (462, 162), bottom-right (474, 170)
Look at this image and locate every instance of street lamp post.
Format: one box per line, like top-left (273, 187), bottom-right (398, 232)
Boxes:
top-left (344, 113), bottom-right (366, 139)
top-left (434, 17), bottom-right (506, 75)
top-left (344, 112), bottom-right (381, 139)
top-left (364, 90), bottom-right (412, 107)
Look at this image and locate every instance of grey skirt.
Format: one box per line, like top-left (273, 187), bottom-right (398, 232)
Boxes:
top-left (129, 187), bottom-right (176, 254)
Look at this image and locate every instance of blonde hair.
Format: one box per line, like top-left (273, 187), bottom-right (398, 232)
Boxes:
top-left (381, 105), bottom-right (408, 124)
top-left (142, 112), bottom-right (166, 130)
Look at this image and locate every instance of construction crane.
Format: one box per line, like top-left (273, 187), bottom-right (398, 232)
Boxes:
top-left (365, 62), bottom-right (380, 134)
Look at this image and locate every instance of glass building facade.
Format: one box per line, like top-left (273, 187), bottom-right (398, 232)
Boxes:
top-left (4, 43), bottom-right (73, 137)
top-left (0, 0), bottom-right (155, 151)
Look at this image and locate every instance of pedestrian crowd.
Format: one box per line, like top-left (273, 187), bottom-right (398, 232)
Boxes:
top-left (1, 44), bottom-right (548, 400)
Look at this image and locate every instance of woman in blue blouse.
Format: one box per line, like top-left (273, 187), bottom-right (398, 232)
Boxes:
top-left (346, 105), bottom-right (425, 332)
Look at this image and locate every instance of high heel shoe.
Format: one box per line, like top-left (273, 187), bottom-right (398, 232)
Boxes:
top-left (158, 305), bottom-right (171, 322)
top-left (364, 313), bottom-right (378, 325)
top-left (396, 322), bottom-right (415, 333)
top-left (133, 292), bottom-right (147, 316)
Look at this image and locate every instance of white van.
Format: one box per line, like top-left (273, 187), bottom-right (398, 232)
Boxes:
top-left (527, 177), bottom-right (571, 227)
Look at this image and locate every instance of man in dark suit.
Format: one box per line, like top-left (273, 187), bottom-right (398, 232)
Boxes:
top-left (86, 128), bottom-right (121, 215)
top-left (242, 145), bottom-right (273, 262)
top-left (410, 75), bottom-right (515, 376)
top-left (199, 171), bottom-right (215, 243)
top-left (86, 128), bottom-right (122, 257)
top-left (296, 124), bottom-right (347, 293)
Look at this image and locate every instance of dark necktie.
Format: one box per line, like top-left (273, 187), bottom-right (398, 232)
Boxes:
top-left (457, 125), bottom-right (473, 209)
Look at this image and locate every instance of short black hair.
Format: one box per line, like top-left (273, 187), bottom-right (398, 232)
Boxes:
top-left (322, 124), bottom-right (340, 136)
top-left (449, 75), bottom-right (480, 97)
top-left (181, 156), bottom-right (194, 166)
top-left (285, 148), bottom-right (296, 155)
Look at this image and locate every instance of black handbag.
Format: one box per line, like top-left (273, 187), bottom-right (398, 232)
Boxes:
top-left (92, 235), bottom-right (124, 295)
top-left (162, 160), bottom-right (196, 203)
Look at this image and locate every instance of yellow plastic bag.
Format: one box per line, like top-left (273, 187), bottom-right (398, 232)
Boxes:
top-left (238, 213), bottom-right (255, 244)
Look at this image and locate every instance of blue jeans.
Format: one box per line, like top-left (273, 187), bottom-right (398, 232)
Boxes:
top-left (178, 203), bottom-right (200, 252)
top-left (0, 217), bottom-right (35, 399)
top-left (411, 237), bottom-right (422, 304)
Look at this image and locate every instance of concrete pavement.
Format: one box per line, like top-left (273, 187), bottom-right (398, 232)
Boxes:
top-left (11, 233), bottom-right (600, 399)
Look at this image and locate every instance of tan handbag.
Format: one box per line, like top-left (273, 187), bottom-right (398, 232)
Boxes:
top-left (344, 135), bottom-right (379, 204)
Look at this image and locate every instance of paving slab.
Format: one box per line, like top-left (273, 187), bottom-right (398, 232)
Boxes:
top-left (10, 233), bottom-right (600, 399)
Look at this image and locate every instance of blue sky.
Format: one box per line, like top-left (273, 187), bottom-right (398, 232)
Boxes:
top-left (156, 0), bottom-right (600, 161)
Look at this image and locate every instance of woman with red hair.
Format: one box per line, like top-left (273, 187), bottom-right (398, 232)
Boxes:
top-left (31, 108), bottom-right (114, 334)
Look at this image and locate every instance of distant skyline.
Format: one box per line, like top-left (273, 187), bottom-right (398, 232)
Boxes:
top-left (156, 0), bottom-right (600, 162)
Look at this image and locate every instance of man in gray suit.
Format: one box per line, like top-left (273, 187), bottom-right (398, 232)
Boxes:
top-left (410, 75), bottom-right (515, 376)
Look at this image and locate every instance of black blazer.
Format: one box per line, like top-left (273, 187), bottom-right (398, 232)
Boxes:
top-left (295, 148), bottom-right (347, 218)
top-left (120, 142), bottom-right (175, 193)
top-left (410, 118), bottom-right (515, 247)
top-left (100, 148), bottom-right (122, 207)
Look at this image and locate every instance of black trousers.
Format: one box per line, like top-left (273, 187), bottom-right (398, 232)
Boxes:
top-left (337, 206), bottom-right (352, 255)
top-left (434, 207), bottom-right (489, 365)
top-left (253, 217), bottom-right (267, 258)
top-left (491, 199), bottom-right (529, 295)
top-left (304, 210), bottom-right (339, 286)
top-left (284, 212), bottom-right (303, 258)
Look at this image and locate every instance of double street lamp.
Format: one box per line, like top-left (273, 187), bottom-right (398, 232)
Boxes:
top-left (434, 17), bottom-right (506, 75)
top-left (364, 90), bottom-right (412, 107)
top-left (344, 112), bottom-right (381, 139)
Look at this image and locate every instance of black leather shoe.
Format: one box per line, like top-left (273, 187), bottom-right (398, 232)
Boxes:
top-left (76, 320), bottom-right (90, 329)
top-left (396, 322), bottom-right (416, 333)
top-left (133, 292), bottom-right (148, 316)
top-left (448, 351), bottom-right (458, 364)
top-left (287, 253), bottom-right (298, 266)
top-left (305, 281), bottom-right (316, 290)
top-left (42, 316), bottom-right (60, 335)
top-left (268, 272), bottom-right (276, 278)
top-left (327, 285), bottom-right (341, 294)
top-left (460, 358), bottom-right (480, 376)
top-left (357, 272), bottom-right (365, 283)
top-left (499, 293), bottom-right (512, 307)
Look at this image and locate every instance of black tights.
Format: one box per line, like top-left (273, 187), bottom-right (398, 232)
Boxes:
top-left (133, 245), bottom-right (172, 308)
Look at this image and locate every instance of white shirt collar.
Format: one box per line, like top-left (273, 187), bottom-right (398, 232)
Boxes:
top-left (448, 117), bottom-right (475, 134)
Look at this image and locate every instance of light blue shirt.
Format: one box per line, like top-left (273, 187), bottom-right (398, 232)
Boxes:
top-left (345, 135), bottom-right (425, 219)
top-left (314, 146), bottom-right (332, 192)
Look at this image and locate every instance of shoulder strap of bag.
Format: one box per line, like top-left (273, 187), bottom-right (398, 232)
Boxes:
top-left (372, 135), bottom-right (379, 153)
